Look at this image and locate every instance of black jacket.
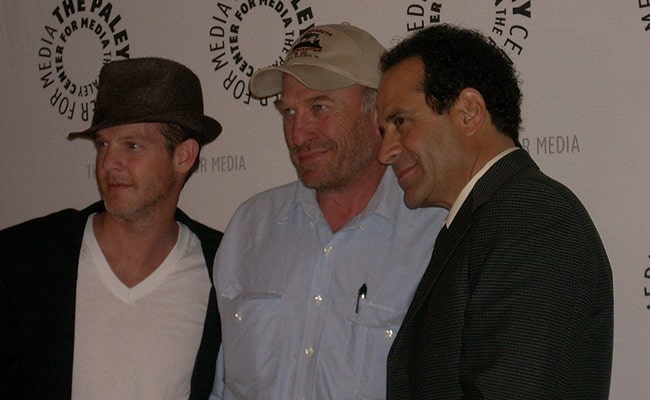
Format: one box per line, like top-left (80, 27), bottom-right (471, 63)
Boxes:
top-left (0, 201), bottom-right (222, 399)
top-left (387, 150), bottom-right (613, 399)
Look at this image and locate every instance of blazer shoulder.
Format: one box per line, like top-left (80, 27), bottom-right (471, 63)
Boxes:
top-left (174, 209), bottom-right (223, 277)
top-left (174, 208), bottom-right (223, 243)
top-left (0, 208), bottom-right (86, 242)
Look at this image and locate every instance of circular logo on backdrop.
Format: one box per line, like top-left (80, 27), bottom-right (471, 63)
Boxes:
top-left (488, 0), bottom-right (532, 58)
top-left (639, 3), bottom-right (650, 34)
top-left (639, 0), bottom-right (649, 309)
top-left (645, 254), bottom-right (650, 310)
top-left (401, 1), bottom-right (581, 157)
top-left (403, 0), bottom-right (445, 38)
top-left (207, 0), bottom-right (316, 107)
top-left (401, 1), bottom-right (532, 57)
top-left (37, 1), bottom-right (130, 123)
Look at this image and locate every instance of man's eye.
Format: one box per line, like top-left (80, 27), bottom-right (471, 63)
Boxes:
top-left (95, 141), bottom-right (108, 149)
top-left (394, 117), bottom-right (406, 127)
top-left (279, 108), bottom-right (295, 117)
top-left (313, 104), bottom-right (327, 112)
top-left (128, 143), bottom-right (140, 150)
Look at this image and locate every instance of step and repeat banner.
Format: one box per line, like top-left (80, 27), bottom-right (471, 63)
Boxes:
top-left (1, 1), bottom-right (648, 398)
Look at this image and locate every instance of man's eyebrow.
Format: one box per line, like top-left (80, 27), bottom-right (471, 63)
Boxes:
top-left (94, 133), bottom-right (110, 143)
top-left (274, 94), bottom-right (334, 110)
top-left (94, 132), bottom-right (149, 143)
top-left (309, 94), bottom-right (333, 103)
top-left (385, 107), bottom-right (406, 123)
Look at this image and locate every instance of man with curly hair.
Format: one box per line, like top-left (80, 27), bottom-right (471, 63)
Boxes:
top-left (378, 24), bottom-right (613, 399)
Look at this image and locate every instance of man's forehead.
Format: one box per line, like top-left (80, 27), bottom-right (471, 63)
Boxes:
top-left (280, 77), bottom-right (364, 101)
top-left (96, 122), bottom-right (163, 138)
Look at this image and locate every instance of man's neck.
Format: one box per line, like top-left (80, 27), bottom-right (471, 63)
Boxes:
top-left (93, 210), bottom-right (179, 287)
top-left (316, 165), bottom-right (386, 233)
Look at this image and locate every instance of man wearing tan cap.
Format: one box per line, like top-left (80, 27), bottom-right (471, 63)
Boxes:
top-left (211, 23), bottom-right (447, 399)
top-left (1, 57), bottom-right (222, 399)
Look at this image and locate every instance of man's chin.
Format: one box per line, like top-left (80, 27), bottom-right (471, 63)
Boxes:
top-left (403, 199), bottom-right (420, 210)
top-left (102, 201), bottom-right (134, 219)
top-left (296, 167), bottom-right (321, 187)
top-left (298, 173), bottom-right (338, 191)
top-left (403, 190), bottom-right (425, 210)
top-left (299, 176), bottom-right (322, 189)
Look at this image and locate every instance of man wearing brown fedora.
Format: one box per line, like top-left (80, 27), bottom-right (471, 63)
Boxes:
top-left (1, 57), bottom-right (222, 399)
top-left (210, 23), bottom-right (447, 399)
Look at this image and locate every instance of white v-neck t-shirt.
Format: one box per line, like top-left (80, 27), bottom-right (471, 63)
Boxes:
top-left (71, 214), bottom-right (211, 400)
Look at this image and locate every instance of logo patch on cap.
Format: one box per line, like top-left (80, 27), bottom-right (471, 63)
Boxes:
top-left (248, 23), bottom-right (385, 97)
top-left (288, 29), bottom-right (333, 60)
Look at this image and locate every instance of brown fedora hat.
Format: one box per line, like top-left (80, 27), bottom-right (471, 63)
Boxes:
top-left (68, 57), bottom-right (221, 145)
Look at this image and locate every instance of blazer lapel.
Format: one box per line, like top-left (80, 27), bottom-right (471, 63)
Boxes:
top-left (404, 150), bottom-right (538, 315)
top-left (403, 201), bottom-right (472, 323)
top-left (387, 211), bottom-right (470, 398)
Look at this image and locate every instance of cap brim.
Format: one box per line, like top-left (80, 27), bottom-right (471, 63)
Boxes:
top-left (249, 64), bottom-right (357, 98)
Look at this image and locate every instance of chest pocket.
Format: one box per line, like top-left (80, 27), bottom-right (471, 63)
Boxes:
top-left (220, 291), bottom-right (282, 398)
top-left (348, 300), bottom-right (405, 399)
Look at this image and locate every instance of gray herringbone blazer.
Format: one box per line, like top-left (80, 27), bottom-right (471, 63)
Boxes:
top-left (387, 149), bottom-right (613, 400)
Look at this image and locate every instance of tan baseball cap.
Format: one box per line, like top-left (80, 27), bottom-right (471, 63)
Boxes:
top-left (249, 22), bottom-right (385, 98)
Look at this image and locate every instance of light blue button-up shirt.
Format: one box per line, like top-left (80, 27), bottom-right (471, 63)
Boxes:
top-left (212, 170), bottom-right (447, 400)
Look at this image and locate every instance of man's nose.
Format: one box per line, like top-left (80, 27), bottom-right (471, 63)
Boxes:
top-left (378, 132), bottom-right (402, 165)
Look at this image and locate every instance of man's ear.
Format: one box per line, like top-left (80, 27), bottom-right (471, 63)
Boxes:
top-left (367, 107), bottom-right (381, 138)
top-left (455, 88), bottom-right (487, 136)
top-left (174, 138), bottom-right (199, 174)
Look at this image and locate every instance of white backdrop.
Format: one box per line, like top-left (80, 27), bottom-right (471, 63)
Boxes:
top-left (1, 1), bottom-right (648, 398)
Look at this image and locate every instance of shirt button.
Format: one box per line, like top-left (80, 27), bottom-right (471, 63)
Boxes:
top-left (313, 295), bottom-right (323, 304)
top-left (385, 329), bottom-right (394, 339)
top-left (324, 245), bottom-right (333, 253)
top-left (234, 313), bottom-right (243, 321)
top-left (305, 346), bottom-right (314, 357)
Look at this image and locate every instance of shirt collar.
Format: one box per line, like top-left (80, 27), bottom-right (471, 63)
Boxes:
top-left (446, 147), bottom-right (518, 227)
top-left (358, 168), bottom-right (403, 225)
top-left (279, 169), bottom-right (402, 227)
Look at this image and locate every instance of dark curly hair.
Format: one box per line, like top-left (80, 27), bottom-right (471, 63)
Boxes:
top-left (381, 24), bottom-right (522, 144)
